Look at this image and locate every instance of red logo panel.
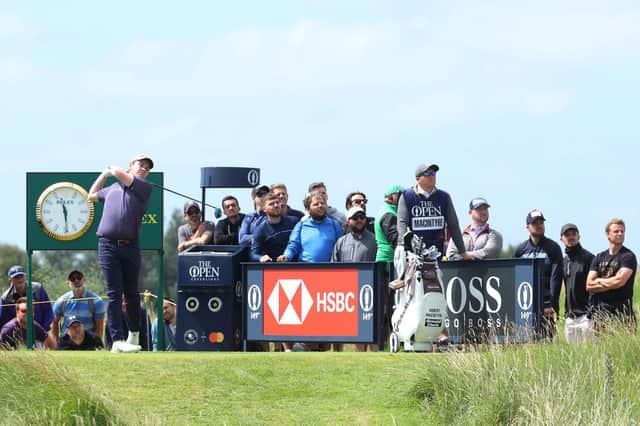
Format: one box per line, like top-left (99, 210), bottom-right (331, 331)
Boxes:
top-left (263, 268), bottom-right (359, 336)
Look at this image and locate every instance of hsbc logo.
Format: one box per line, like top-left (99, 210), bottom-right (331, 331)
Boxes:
top-left (267, 279), bottom-right (313, 325)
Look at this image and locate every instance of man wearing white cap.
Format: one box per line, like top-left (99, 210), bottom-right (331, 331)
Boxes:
top-left (88, 154), bottom-right (154, 353)
top-left (446, 197), bottom-right (503, 261)
top-left (397, 163), bottom-right (469, 260)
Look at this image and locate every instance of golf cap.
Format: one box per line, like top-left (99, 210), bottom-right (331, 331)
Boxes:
top-left (384, 185), bottom-right (405, 197)
top-left (67, 270), bottom-right (84, 281)
top-left (561, 223), bottom-right (579, 236)
top-left (415, 163), bottom-right (439, 177)
top-left (526, 210), bottom-right (546, 225)
top-left (132, 154), bottom-right (154, 169)
top-left (469, 197), bottom-right (490, 210)
top-left (67, 316), bottom-right (82, 326)
top-left (251, 185), bottom-right (270, 198)
top-left (183, 201), bottom-right (200, 214)
top-left (7, 265), bottom-right (25, 279)
top-left (346, 206), bottom-right (365, 219)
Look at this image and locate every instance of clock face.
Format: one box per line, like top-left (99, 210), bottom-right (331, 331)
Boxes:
top-left (35, 182), bottom-right (95, 241)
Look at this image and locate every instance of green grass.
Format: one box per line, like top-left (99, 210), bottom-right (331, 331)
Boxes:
top-left (5, 329), bottom-right (640, 425)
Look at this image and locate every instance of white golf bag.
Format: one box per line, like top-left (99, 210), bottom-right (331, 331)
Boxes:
top-left (389, 232), bottom-right (448, 352)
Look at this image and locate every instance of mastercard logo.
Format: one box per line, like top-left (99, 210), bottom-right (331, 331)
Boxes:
top-left (208, 332), bottom-right (224, 343)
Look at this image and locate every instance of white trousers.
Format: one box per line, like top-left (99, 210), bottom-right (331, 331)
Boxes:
top-left (565, 314), bottom-right (593, 343)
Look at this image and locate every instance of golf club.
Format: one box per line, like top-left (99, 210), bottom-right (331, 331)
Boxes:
top-left (149, 181), bottom-right (222, 219)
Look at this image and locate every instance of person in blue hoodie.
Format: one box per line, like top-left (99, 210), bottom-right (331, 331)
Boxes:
top-left (279, 191), bottom-right (342, 263)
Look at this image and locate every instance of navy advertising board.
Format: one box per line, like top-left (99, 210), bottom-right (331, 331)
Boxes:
top-left (245, 263), bottom-right (382, 344)
top-left (440, 258), bottom-right (544, 343)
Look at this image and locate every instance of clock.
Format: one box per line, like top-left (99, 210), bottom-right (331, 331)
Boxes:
top-left (35, 182), bottom-right (95, 241)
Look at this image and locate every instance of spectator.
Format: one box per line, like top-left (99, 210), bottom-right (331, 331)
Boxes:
top-left (239, 185), bottom-right (270, 246)
top-left (88, 153), bottom-right (154, 353)
top-left (214, 196), bottom-right (246, 245)
top-left (586, 218), bottom-right (637, 330)
top-left (374, 185), bottom-right (404, 266)
top-left (446, 197), bottom-right (503, 260)
top-left (0, 297), bottom-right (55, 350)
top-left (0, 265), bottom-right (54, 332)
top-left (280, 191), bottom-right (343, 263)
top-left (344, 191), bottom-right (375, 233)
top-left (152, 298), bottom-right (177, 351)
top-left (560, 223), bottom-right (595, 342)
top-left (332, 206), bottom-right (377, 352)
top-left (270, 183), bottom-right (304, 221)
top-left (307, 182), bottom-right (347, 225)
top-left (251, 191), bottom-right (298, 263)
top-left (397, 163), bottom-right (468, 260)
top-left (513, 209), bottom-right (563, 339)
top-left (51, 270), bottom-right (106, 342)
top-left (178, 201), bottom-right (215, 252)
top-left (57, 316), bottom-right (104, 351)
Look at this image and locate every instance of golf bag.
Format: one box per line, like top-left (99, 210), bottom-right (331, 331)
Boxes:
top-left (388, 232), bottom-right (448, 352)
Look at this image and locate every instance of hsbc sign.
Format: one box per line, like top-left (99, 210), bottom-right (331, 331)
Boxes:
top-left (245, 264), bottom-right (380, 343)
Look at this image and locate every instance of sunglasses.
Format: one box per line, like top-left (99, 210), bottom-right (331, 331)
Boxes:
top-left (423, 170), bottom-right (437, 177)
top-left (351, 214), bottom-right (367, 221)
top-left (352, 199), bottom-right (367, 205)
top-left (69, 276), bottom-right (83, 282)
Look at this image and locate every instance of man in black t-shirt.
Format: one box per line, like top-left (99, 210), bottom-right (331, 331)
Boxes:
top-left (587, 218), bottom-right (637, 329)
top-left (58, 316), bottom-right (104, 351)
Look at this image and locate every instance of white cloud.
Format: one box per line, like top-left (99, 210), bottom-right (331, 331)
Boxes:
top-left (0, 57), bottom-right (33, 82)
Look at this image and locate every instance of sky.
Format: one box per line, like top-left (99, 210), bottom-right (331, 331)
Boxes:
top-left (2, 1), bottom-right (640, 254)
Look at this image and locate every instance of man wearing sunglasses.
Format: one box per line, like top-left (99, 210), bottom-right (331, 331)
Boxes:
top-left (397, 163), bottom-right (469, 260)
top-left (51, 270), bottom-right (106, 343)
top-left (178, 201), bottom-right (215, 253)
top-left (344, 192), bottom-right (375, 233)
top-left (0, 265), bottom-right (54, 332)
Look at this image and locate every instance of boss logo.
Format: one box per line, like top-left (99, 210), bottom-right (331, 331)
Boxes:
top-left (445, 276), bottom-right (502, 314)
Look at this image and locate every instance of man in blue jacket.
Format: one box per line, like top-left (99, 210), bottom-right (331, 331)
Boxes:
top-left (0, 265), bottom-right (54, 332)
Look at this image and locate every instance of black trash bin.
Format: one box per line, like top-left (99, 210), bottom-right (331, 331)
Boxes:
top-left (175, 245), bottom-right (247, 351)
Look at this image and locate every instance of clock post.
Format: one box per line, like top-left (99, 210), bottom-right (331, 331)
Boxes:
top-left (26, 172), bottom-right (164, 349)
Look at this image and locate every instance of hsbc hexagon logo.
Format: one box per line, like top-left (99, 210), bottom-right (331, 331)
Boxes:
top-left (267, 279), bottom-right (313, 325)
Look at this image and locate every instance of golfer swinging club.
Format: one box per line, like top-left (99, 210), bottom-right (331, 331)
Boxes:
top-left (88, 154), bottom-right (154, 353)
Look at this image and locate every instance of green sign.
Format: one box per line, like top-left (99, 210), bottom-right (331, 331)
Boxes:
top-left (26, 172), bottom-right (164, 251)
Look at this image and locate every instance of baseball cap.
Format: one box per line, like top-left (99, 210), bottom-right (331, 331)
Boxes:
top-left (67, 315), bottom-right (82, 326)
top-left (67, 270), bottom-right (84, 281)
top-left (346, 206), bottom-right (365, 219)
top-left (415, 163), bottom-right (440, 177)
top-left (7, 265), bottom-right (25, 279)
top-left (561, 223), bottom-right (579, 235)
top-left (469, 197), bottom-right (490, 210)
top-left (183, 200), bottom-right (200, 214)
top-left (251, 185), bottom-right (270, 198)
top-left (131, 154), bottom-right (154, 170)
top-left (526, 210), bottom-right (546, 225)
top-left (384, 185), bottom-right (405, 197)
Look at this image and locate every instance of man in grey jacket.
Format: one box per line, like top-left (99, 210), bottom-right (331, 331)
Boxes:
top-left (331, 206), bottom-right (377, 351)
top-left (446, 197), bottom-right (503, 260)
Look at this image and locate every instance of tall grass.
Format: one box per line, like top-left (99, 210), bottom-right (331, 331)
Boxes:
top-left (0, 351), bottom-right (123, 425)
top-left (412, 323), bottom-right (640, 425)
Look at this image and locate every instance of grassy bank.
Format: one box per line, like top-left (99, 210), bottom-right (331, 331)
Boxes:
top-left (4, 330), bottom-right (640, 425)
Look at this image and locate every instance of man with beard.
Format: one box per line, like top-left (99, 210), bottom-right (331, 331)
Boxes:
top-left (514, 209), bottom-right (563, 339)
top-left (270, 183), bottom-right (304, 221)
top-left (446, 197), bottom-right (503, 261)
top-left (586, 218), bottom-right (637, 329)
top-left (344, 191), bottom-right (375, 233)
top-left (559, 223), bottom-right (594, 342)
top-left (332, 206), bottom-right (377, 351)
top-left (178, 201), bottom-right (215, 253)
top-left (251, 191), bottom-right (298, 263)
top-left (279, 191), bottom-right (342, 263)
top-left (306, 182), bottom-right (347, 226)
top-left (239, 185), bottom-right (270, 246)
